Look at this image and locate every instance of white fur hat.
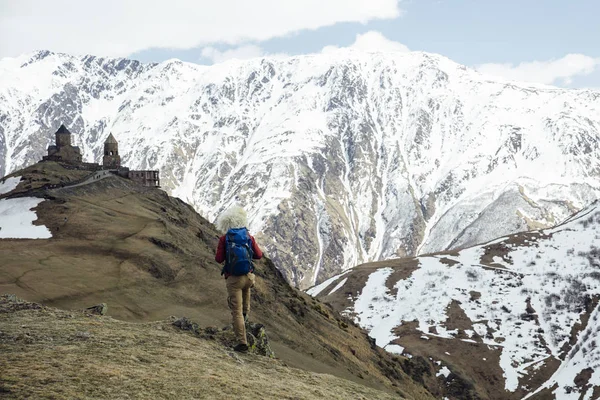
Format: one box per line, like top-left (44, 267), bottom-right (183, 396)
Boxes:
top-left (216, 205), bottom-right (248, 233)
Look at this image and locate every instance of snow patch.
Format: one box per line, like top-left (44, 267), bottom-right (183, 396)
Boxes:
top-left (0, 197), bottom-right (52, 239)
top-left (437, 366), bottom-right (451, 378)
top-left (306, 270), bottom-right (350, 297)
top-left (0, 176), bottom-right (20, 195)
top-left (327, 277), bottom-right (348, 296)
top-left (384, 344), bottom-right (405, 354)
top-left (346, 202), bottom-right (600, 395)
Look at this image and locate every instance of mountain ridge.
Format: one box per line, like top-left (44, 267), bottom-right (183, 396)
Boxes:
top-left (1, 49), bottom-right (599, 288)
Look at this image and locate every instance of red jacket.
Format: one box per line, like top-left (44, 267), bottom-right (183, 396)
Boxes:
top-left (215, 233), bottom-right (263, 276)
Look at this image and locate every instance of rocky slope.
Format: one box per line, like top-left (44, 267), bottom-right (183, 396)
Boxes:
top-left (311, 200), bottom-right (600, 399)
top-left (0, 162), bottom-right (433, 399)
top-left (1, 50), bottom-right (600, 288)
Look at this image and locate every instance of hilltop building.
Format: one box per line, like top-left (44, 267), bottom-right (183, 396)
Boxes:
top-left (128, 170), bottom-right (160, 187)
top-left (43, 125), bottom-right (83, 164)
top-left (102, 133), bottom-right (121, 169)
top-left (41, 124), bottom-right (160, 188)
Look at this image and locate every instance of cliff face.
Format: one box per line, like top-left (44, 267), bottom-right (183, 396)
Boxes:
top-left (1, 50), bottom-right (600, 287)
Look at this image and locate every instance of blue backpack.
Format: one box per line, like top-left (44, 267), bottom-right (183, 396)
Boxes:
top-left (224, 227), bottom-right (254, 276)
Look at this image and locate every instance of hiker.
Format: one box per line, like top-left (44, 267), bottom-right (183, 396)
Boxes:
top-left (215, 205), bottom-right (263, 353)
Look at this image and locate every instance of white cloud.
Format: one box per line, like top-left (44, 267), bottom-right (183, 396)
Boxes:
top-left (201, 45), bottom-right (265, 64)
top-left (350, 31), bottom-right (410, 53)
top-left (323, 31), bottom-right (410, 54)
top-left (477, 54), bottom-right (600, 86)
top-left (0, 0), bottom-right (402, 58)
top-left (200, 44), bottom-right (289, 64)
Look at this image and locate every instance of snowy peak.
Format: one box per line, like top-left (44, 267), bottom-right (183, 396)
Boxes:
top-left (313, 201), bottom-right (600, 399)
top-left (1, 50), bottom-right (599, 288)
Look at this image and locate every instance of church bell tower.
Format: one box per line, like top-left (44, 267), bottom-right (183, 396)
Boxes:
top-left (102, 133), bottom-right (121, 169)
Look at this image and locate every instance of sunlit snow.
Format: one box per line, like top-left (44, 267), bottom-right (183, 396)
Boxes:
top-left (0, 197), bottom-right (52, 239)
top-left (327, 277), bottom-right (348, 296)
top-left (0, 176), bottom-right (20, 195)
top-left (306, 270), bottom-right (350, 297)
top-left (437, 366), bottom-right (451, 378)
top-left (1, 51), bottom-right (599, 288)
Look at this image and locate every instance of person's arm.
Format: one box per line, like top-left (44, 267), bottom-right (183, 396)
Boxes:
top-left (250, 236), bottom-right (263, 259)
top-left (215, 236), bottom-right (226, 263)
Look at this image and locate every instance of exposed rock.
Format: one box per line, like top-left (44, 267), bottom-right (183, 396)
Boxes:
top-left (245, 322), bottom-right (275, 358)
top-left (172, 317), bottom-right (200, 334)
top-left (444, 371), bottom-right (480, 400)
top-left (401, 356), bottom-right (432, 385)
top-left (0, 295), bottom-right (42, 313)
top-left (86, 303), bottom-right (107, 315)
top-left (172, 317), bottom-right (274, 358)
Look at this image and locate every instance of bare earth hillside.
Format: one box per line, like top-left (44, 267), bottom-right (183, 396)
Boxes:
top-left (0, 162), bottom-right (433, 399)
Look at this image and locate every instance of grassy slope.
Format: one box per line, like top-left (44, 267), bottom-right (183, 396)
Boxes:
top-left (2, 161), bottom-right (91, 194)
top-left (0, 295), bottom-right (400, 400)
top-left (0, 162), bottom-right (433, 399)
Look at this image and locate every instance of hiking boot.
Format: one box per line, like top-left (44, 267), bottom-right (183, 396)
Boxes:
top-left (234, 343), bottom-right (248, 353)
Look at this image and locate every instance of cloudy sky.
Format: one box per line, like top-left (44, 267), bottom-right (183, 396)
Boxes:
top-left (1, 0), bottom-right (599, 88)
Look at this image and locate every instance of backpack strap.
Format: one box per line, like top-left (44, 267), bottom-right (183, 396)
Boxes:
top-left (224, 232), bottom-right (234, 273)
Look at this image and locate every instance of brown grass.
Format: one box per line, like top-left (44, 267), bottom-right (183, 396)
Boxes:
top-left (1, 161), bottom-right (90, 196)
top-left (0, 296), bottom-right (401, 400)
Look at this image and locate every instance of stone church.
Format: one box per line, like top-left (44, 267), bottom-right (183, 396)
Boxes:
top-left (42, 125), bottom-right (160, 188)
top-left (43, 125), bottom-right (83, 164)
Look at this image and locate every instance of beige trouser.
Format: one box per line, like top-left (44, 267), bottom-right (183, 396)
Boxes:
top-left (226, 272), bottom-right (255, 345)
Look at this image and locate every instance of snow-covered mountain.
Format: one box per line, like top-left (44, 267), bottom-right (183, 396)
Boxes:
top-left (1, 50), bottom-right (599, 288)
top-left (310, 200), bottom-right (600, 399)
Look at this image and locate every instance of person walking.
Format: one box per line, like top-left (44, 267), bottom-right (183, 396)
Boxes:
top-left (215, 205), bottom-right (263, 353)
